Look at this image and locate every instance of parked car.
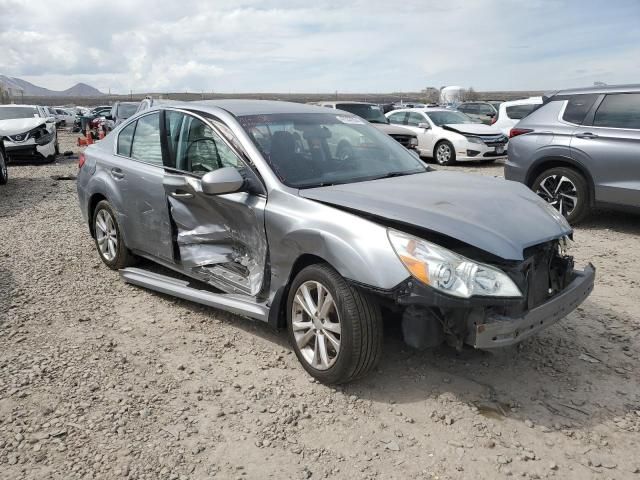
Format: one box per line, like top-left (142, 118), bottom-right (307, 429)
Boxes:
top-left (457, 102), bottom-right (499, 125)
top-left (54, 107), bottom-right (77, 126)
top-left (387, 108), bottom-right (508, 165)
top-left (77, 100), bottom-right (594, 384)
top-left (492, 97), bottom-right (542, 136)
top-left (0, 130), bottom-right (8, 185)
top-left (105, 102), bottom-right (139, 131)
top-left (315, 101), bottom-right (418, 151)
top-left (505, 84), bottom-right (640, 223)
top-left (0, 104), bottom-right (58, 162)
top-left (75, 105), bottom-right (112, 132)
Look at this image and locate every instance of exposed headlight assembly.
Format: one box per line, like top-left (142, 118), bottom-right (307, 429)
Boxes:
top-left (388, 229), bottom-right (522, 298)
top-left (408, 136), bottom-right (418, 147)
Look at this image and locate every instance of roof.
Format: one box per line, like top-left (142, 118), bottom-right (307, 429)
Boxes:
top-left (189, 99), bottom-right (333, 116)
top-left (316, 101), bottom-right (375, 106)
top-left (552, 84), bottom-right (640, 96)
top-left (0, 104), bottom-right (39, 108)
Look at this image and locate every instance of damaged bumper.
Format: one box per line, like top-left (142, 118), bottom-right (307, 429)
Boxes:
top-left (4, 138), bottom-right (55, 161)
top-left (393, 263), bottom-right (595, 349)
top-left (469, 264), bottom-right (595, 348)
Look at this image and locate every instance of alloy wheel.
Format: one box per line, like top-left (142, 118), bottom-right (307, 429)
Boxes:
top-left (291, 281), bottom-right (341, 370)
top-left (95, 209), bottom-right (118, 261)
top-left (535, 174), bottom-right (578, 217)
top-left (436, 144), bottom-right (451, 164)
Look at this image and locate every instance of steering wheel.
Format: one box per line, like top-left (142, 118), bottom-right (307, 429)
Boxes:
top-left (185, 138), bottom-right (221, 172)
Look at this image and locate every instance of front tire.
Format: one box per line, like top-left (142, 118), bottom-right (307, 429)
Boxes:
top-left (287, 264), bottom-right (382, 384)
top-left (434, 140), bottom-right (456, 166)
top-left (0, 148), bottom-right (8, 185)
top-left (92, 200), bottom-right (137, 270)
top-left (532, 167), bottom-right (590, 224)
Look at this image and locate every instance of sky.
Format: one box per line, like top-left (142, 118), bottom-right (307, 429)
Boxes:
top-left (0, 0), bottom-right (638, 94)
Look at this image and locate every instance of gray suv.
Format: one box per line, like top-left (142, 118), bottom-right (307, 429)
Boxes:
top-left (505, 84), bottom-right (640, 223)
top-left (77, 100), bottom-right (594, 384)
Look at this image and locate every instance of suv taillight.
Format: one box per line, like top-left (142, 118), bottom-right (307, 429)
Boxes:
top-left (509, 128), bottom-right (533, 139)
top-left (78, 152), bottom-right (85, 169)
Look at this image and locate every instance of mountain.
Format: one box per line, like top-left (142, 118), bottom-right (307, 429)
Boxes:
top-left (0, 75), bottom-right (103, 97)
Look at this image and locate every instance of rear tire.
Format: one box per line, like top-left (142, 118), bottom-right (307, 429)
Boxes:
top-left (434, 140), bottom-right (456, 166)
top-left (532, 167), bottom-right (590, 224)
top-left (0, 149), bottom-right (8, 185)
top-left (287, 264), bottom-right (382, 384)
top-left (92, 200), bottom-right (137, 270)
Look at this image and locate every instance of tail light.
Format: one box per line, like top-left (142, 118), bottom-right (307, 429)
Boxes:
top-left (509, 128), bottom-right (533, 139)
top-left (490, 115), bottom-right (497, 125)
top-left (78, 152), bottom-right (85, 169)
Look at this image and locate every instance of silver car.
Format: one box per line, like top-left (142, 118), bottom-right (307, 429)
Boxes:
top-left (505, 84), bottom-right (640, 223)
top-left (77, 100), bottom-right (595, 384)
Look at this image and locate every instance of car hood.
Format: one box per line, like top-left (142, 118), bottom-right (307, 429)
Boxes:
top-left (372, 123), bottom-right (416, 136)
top-left (299, 171), bottom-right (571, 261)
top-left (443, 123), bottom-right (502, 135)
top-left (0, 118), bottom-right (45, 136)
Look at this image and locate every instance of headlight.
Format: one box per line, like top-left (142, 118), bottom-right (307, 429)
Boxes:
top-left (387, 229), bottom-right (522, 298)
top-left (466, 136), bottom-right (484, 145)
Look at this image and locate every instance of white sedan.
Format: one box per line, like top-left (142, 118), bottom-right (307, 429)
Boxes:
top-left (386, 108), bottom-right (508, 165)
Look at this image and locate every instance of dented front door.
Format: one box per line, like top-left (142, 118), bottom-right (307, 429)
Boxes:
top-left (162, 110), bottom-right (267, 296)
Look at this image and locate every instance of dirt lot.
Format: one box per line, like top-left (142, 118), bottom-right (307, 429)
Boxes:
top-left (1, 131), bottom-right (639, 480)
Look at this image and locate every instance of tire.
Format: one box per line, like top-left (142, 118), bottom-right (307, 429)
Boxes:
top-left (434, 140), bottom-right (456, 166)
top-left (0, 148), bottom-right (8, 185)
top-left (54, 136), bottom-right (60, 156)
top-left (532, 167), bottom-right (590, 224)
top-left (92, 200), bottom-right (137, 270)
top-left (287, 263), bottom-right (382, 384)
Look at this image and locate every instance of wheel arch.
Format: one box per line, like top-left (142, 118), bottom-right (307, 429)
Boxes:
top-left (525, 156), bottom-right (596, 207)
top-left (88, 193), bottom-right (109, 238)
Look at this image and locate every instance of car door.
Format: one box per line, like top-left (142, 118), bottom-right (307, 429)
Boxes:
top-left (161, 110), bottom-right (268, 296)
top-left (571, 92), bottom-right (640, 208)
top-left (477, 104), bottom-right (495, 125)
top-left (115, 112), bottom-right (175, 261)
top-left (403, 112), bottom-right (433, 155)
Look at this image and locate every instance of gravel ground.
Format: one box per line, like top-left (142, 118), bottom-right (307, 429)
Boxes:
top-left (1, 130), bottom-right (639, 480)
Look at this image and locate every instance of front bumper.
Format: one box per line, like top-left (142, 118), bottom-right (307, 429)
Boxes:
top-left (4, 138), bottom-right (55, 161)
top-left (469, 264), bottom-right (595, 348)
top-left (456, 141), bottom-right (507, 162)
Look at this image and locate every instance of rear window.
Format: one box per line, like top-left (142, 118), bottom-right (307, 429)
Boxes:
top-left (560, 94), bottom-right (599, 124)
top-left (506, 104), bottom-right (537, 120)
top-left (593, 93), bottom-right (640, 130)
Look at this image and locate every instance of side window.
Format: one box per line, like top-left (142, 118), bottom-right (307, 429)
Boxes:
top-left (406, 112), bottom-right (425, 126)
top-left (593, 93), bottom-right (640, 130)
top-left (388, 112), bottom-right (406, 125)
top-left (166, 111), bottom-right (241, 175)
top-left (130, 113), bottom-right (163, 165)
top-left (478, 104), bottom-right (494, 115)
top-left (465, 104), bottom-right (480, 114)
top-left (117, 121), bottom-right (136, 156)
top-left (506, 104), bottom-right (537, 120)
top-left (561, 94), bottom-right (598, 125)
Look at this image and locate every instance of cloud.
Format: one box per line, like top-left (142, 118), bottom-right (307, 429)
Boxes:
top-left (0, 0), bottom-right (638, 93)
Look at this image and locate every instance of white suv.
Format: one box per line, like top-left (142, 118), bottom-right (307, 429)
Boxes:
top-left (387, 108), bottom-right (508, 165)
top-left (0, 105), bottom-right (58, 162)
top-left (493, 97), bottom-right (542, 136)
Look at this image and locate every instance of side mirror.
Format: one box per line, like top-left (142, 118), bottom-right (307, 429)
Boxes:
top-left (418, 122), bottom-right (430, 130)
top-left (201, 167), bottom-right (245, 195)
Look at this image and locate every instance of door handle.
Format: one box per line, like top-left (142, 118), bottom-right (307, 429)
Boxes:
top-left (169, 191), bottom-right (194, 199)
top-left (575, 132), bottom-right (598, 139)
top-left (110, 168), bottom-right (124, 179)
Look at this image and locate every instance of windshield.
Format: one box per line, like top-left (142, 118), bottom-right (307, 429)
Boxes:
top-left (117, 103), bottom-right (138, 119)
top-left (239, 113), bottom-right (427, 188)
top-left (336, 104), bottom-right (387, 124)
top-left (425, 111), bottom-right (474, 126)
top-left (0, 107), bottom-right (39, 120)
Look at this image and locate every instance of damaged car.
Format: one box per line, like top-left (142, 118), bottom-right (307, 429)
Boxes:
top-left (387, 108), bottom-right (508, 165)
top-left (0, 105), bottom-right (59, 162)
top-left (77, 100), bottom-right (595, 384)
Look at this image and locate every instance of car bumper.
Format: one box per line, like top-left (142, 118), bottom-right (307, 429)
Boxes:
top-left (4, 138), bottom-right (55, 161)
top-left (468, 264), bottom-right (595, 348)
top-left (455, 143), bottom-right (507, 162)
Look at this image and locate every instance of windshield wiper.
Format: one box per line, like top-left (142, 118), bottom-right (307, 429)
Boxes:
top-left (368, 170), bottom-right (426, 181)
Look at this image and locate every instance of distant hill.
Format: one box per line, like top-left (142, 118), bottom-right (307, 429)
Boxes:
top-left (0, 75), bottom-right (103, 97)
